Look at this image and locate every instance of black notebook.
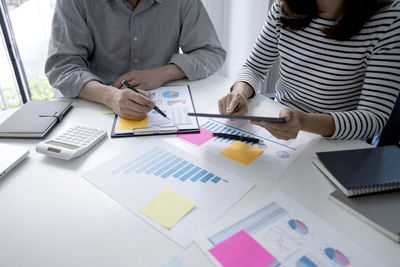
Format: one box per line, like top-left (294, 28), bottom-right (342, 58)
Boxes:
top-left (0, 100), bottom-right (73, 138)
top-left (313, 145), bottom-right (400, 196)
top-left (330, 189), bottom-right (400, 242)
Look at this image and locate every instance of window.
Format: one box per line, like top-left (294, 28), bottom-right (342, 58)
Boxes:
top-left (0, 0), bottom-right (55, 110)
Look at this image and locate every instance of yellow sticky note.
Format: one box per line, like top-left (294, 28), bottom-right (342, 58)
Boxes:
top-left (117, 117), bottom-right (148, 130)
top-left (220, 141), bottom-right (264, 166)
top-left (140, 188), bottom-right (195, 229)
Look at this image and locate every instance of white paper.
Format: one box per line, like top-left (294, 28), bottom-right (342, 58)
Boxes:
top-left (195, 191), bottom-right (384, 267)
top-left (184, 117), bottom-right (315, 179)
top-left (82, 140), bottom-right (254, 248)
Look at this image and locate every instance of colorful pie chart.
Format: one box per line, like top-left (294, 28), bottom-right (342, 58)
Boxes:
top-left (288, 219), bottom-right (309, 235)
top-left (324, 248), bottom-right (350, 266)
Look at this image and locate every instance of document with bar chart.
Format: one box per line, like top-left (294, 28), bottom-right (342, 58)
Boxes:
top-left (195, 191), bottom-right (383, 267)
top-left (82, 140), bottom-right (254, 248)
top-left (178, 118), bottom-right (315, 179)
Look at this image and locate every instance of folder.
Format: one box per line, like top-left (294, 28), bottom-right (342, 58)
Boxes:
top-left (111, 85), bottom-right (199, 137)
top-left (0, 100), bottom-right (73, 138)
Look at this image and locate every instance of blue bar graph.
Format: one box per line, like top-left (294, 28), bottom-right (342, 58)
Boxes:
top-left (201, 119), bottom-right (297, 150)
top-left (115, 147), bottom-right (227, 184)
top-left (201, 173), bottom-right (214, 183)
top-left (180, 166), bottom-right (201, 181)
top-left (190, 169), bottom-right (207, 182)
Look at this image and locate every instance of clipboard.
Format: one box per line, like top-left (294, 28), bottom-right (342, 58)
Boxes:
top-left (111, 85), bottom-right (200, 138)
top-left (187, 112), bottom-right (286, 122)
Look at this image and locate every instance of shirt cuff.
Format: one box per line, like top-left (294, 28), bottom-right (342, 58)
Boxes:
top-left (235, 66), bottom-right (264, 96)
top-left (59, 71), bottom-right (103, 97)
top-left (169, 54), bottom-right (196, 81)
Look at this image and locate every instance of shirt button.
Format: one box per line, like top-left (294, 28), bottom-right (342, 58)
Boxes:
top-left (134, 36), bottom-right (138, 41)
top-left (134, 59), bottom-right (138, 63)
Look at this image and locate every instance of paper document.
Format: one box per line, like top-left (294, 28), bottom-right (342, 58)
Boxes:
top-left (195, 191), bottom-right (384, 267)
top-left (178, 117), bottom-right (315, 179)
top-left (82, 140), bottom-right (254, 248)
top-left (111, 85), bottom-right (199, 137)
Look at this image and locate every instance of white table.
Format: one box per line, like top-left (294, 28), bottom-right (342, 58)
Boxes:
top-left (0, 75), bottom-right (399, 267)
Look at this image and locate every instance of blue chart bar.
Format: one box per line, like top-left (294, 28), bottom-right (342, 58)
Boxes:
top-left (162, 160), bottom-right (188, 178)
top-left (180, 166), bottom-right (201, 181)
top-left (191, 169), bottom-right (207, 182)
top-left (174, 163), bottom-right (194, 178)
top-left (201, 173), bottom-right (214, 183)
top-left (118, 147), bottom-right (226, 184)
top-left (212, 177), bottom-right (222, 183)
top-left (155, 157), bottom-right (181, 176)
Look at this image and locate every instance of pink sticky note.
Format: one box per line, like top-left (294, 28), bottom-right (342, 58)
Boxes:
top-left (209, 230), bottom-right (278, 267)
top-left (177, 127), bottom-right (213, 146)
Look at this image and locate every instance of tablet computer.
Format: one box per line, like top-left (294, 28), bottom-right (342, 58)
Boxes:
top-left (187, 112), bottom-right (285, 122)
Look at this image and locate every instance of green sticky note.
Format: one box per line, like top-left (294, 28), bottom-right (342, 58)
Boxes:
top-left (140, 188), bottom-right (195, 229)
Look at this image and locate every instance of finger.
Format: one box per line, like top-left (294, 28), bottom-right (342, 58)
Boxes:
top-left (138, 89), bottom-right (152, 99)
top-left (218, 98), bottom-right (226, 114)
top-left (279, 108), bottom-right (292, 122)
top-left (112, 77), bottom-right (124, 88)
top-left (226, 94), bottom-right (242, 114)
top-left (125, 89), bottom-right (155, 108)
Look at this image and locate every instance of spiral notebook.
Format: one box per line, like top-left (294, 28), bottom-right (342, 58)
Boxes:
top-left (313, 145), bottom-right (400, 197)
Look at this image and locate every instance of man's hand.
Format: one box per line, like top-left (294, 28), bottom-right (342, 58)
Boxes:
top-left (112, 65), bottom-right (186, 90)
top-left (251, 108), bottom-right (301, 140)
top-left (110, 88), bottom-right (154, 120)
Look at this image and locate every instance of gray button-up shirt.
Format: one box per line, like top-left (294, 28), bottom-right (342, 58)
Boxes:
top-left (45, 0), bottom-right (226, 97)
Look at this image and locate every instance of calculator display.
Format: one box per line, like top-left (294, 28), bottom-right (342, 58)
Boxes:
top-left (46, 140), bottom-right (78, 150)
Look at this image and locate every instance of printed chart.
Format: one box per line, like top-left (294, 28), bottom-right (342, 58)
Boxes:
top-left (114, 86), bottom-right (198, 135)
top-left (178, 118), bottom-right (315, 179)
top-left (195, 191), bottom-right (383, 267)
top-left (83, 140), bottom-right (254, 248)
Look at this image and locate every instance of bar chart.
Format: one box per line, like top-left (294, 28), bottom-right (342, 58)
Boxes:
top-left (112, 146), bottom-right (229, 184)
top-left (83, 140), bottom-right (254, 248)
top-left (201, 119), bottom-right (297, 150)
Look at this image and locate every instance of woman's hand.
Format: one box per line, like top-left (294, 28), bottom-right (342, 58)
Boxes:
top-left (251, 108), bottom-right (302, 140)
top-left (218, 82), bottom-right (255, 115)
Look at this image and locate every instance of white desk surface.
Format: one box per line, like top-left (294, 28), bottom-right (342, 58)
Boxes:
top-left (0, 75), bottom-right (399, 267)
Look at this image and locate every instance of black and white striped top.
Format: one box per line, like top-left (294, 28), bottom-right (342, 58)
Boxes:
top-left (238, 0), bottom-right (400, 139)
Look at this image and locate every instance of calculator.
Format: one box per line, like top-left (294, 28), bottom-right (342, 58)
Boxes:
top-left (36, 125), bottom-right (107, 160)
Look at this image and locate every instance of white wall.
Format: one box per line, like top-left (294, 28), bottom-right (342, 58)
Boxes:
top-left (202, 0), bottom-right (272, 80)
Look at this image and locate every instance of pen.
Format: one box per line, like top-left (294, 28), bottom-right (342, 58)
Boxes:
top-left (122, 80), bottom-right (169, 120)
top-left (213, 132), bottom-right (264, 144)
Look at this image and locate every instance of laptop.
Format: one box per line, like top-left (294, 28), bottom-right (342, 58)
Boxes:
top-left (0, 144), bottom-right (29, 179)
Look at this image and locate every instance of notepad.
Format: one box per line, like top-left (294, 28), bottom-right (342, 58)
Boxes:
top-left (220, 141), bottom-right (264, 165)
top-left (177, 127), bottom-right (213, 146)
top-left (209, 230), bottom-right (278, 267)
top-left (313, 145), bottom-right (400, 196)
top-left (117, 117), bottom-right (149, 130)
top-left (139, 188), bottom-right (195, 229)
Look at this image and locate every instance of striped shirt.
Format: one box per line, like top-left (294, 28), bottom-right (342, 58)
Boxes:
top-left (237, 0), bottom-right (400, 139)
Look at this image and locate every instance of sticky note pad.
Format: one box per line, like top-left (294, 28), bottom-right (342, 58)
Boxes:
top-left (140, 188), bottom-right (195, 229)
top-left (209, 230), bottom-right (278, 267)
top-left (177, 127), bottom-right (213, 146)
top-left (117, 117), bottom-right (148, 130)
top-left (219, 141), bottom-right (263, 165)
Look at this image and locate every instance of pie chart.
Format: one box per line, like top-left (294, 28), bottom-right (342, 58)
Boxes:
top-left (288, 219), bottom-right (308, 235)
top-left (324, 248), bottom-right (350, 266)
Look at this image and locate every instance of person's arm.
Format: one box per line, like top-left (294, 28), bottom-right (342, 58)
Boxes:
top-left (112, 64), bottom-right (185, 90)
top-left (79, 81), bottom-right (154, 120)
top-left (168, 0), bottom-right (227, 81)
top-left (45, 1), bottom-right (101, 97)
top-left (219, 0), bottom-right (281, 115)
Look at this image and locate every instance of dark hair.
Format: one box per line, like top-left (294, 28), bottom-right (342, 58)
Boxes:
top-left (279, 0), bottom-right (393, 40)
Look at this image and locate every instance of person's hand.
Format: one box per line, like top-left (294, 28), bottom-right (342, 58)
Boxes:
top-left (218, 82), bottom-right (254, 115)
top-left (113, 67), bottom-right (170, 90)
top-left (110, 87), bottom-right (154, 120)
top-left (251, 108), bottom-right (303, 140)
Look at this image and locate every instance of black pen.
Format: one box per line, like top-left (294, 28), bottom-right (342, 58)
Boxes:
top-left (213, 132), bottom-right (264, 144)
top-left (122, 80), bottom-right (169, 120)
